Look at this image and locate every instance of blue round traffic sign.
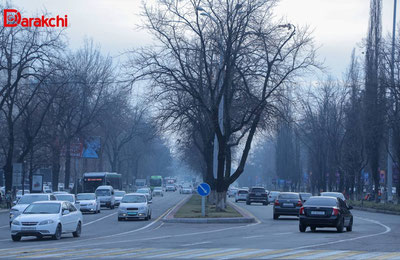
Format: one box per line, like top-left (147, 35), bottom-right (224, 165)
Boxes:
top-left (197, 183), bottom-right (211, 196)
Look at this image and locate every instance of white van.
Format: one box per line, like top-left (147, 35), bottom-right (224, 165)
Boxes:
top-left (95, 185), bottom-right (116, 209)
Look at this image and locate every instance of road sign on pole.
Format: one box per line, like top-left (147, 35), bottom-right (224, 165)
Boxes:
top-left (197, 183), bottom-right (211, 217)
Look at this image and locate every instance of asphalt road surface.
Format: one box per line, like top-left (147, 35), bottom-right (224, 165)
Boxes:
top-left (0, 193), bottom-right (399, 259)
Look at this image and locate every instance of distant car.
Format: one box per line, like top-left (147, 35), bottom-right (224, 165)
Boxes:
top-left (10, 193), bottom-right (57, 226)
top-left (299, 196), bottom-right (353, 233)
top-left (54, 194), bottom-right (80, 210)
top-left (118, 193), bottom-right (152, 221)
top-left (246, 187), bottom-right (268, 205)
top-left (235, 189), bottom-right (249, 202)
top-left (136, 188), bottom-right (153, 202)
top-left (153, 187), bottom-right (164, 197)
top-left (268, 191), bottom-right (280, 203)
top-left (181, 185), bottom-right (193, 194)
top-left (166, 184), bottom-right (176, 192)
top-left (10, 201), bottom-right (83, 241)
top-left (95, 185), bottom-right (116, 209)
top-left (228, 187), bottom-right (238, 197)
top-left (76, 193), bottom-right (100, 213)
top-left (16, 190), bottom-right (30, 201)
top-left (53, 191), bottom-right (69, 195)
top-left (299, 193), bottom-right (312, 203)
top-left (321, 192), bottom-right (346, 202)
top-left (273, 192), bottom-right (302, 219)
top-left (114, 190), bottom-right (126, 206)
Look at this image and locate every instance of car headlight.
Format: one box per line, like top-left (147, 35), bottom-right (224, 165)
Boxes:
top-left (39, 220), bottom-right (55, 225)
top-left (12, 220), bottom-right (21, 226)
top-left (139, 207), bottom-right (146, 211)
top-left (119, 207), bottom-right (126, 211)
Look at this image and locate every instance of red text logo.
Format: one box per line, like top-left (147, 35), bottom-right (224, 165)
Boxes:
top-left (3, 9), bottom-right (68, 27)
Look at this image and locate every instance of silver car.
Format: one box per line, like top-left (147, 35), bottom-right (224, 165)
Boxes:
top-left (136, 188), bottom-right (153, 202)
top-left (76, 193), bottom-right (100, 213)
top-left (114, 190), bottom-right (126, 206)
top-left (118, 193), bottom-right (152, 221)
top-left (153, 187), bottom-right (164, 197)
top-left (54, 194), bottom-right (80, 210)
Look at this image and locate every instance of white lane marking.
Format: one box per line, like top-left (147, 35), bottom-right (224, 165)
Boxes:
top-left (273, 232), bottom-right (293, 235)
top-left (0, 225), bottom-right (9, 229)
top-left (349, 251), bottom-right (391, 260)
top-left (292, 216), bottom-right (391, 251)
top-left (83, 212), bottom-right (118, 226)
top-left (177, 248), bottom-right (241, 259)
top-left (143, 248), bottom-right (205, 258)
top-left (0, 239), bottom-right (9, 242)
top-left (151, 222), bottom-right (164, 231)
top-left (294, 250), bottom-right (348, 260)
top-left (259, 249), bottom-right (309, 259)
top-left (243, 235), bottom-right (264, 239)
top-left (181, 241), bottom-right (211, 247)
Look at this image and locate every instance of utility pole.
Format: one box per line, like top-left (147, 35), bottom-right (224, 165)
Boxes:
top-left (387, 0), bottom-right (397, 202)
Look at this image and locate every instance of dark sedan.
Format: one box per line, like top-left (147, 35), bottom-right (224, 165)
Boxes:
top-left (273, 192), bottom-right (302, 219)
top-left (299, 196), bottom-right (353, 233)
top-left (246, 187), bottom-right (268, 205)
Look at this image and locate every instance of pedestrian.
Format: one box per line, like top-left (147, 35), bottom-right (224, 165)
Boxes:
top-left (5, 192), bottom-right (11, 209)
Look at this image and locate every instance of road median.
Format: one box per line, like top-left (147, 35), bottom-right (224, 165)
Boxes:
top-left (162, 194), bottom-right (256, 223)
top-left (349, 200), bottom-right (400, 216)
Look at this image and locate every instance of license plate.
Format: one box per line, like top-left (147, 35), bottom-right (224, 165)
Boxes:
top-left (283, 203), bottom-right (293, 207)
top-left (21, 226), bottom-right (36, 230)
top-left (256, 193), bottom-right (261, 196)
top-left (128, 212), bottom-right (137, 216)
top-left (311, 211), bottom-right (325, 215)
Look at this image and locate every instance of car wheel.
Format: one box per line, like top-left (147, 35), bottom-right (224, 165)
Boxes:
top-left (52, 224), bottom-right (62, 240)
top-left (310, 226), bottom-right (316, 232)
top-left (299, 224), bottom-right (306, 232)
top-left (235, 200), bottom-right (238, 203)
top-left (337, 217), bottom-right (344, 233)
top-left (246, 201), bottom-right (250, 205)
top-left (73, 222), bottom-right (81, 238)
top-left (11, 235), bottom-right (21, 242)
top-left (273, 214), bottom-right (279, 220)
top-left (346, 218), bottom-right (353, 232)
top-left (111, 204), bottom-right (115, 210)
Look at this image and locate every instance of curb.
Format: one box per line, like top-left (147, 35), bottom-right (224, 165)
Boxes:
top-left (0, 209), bottom-right (9, 213)
top-left (353, 206), bottom-right (400, 216)
top-left (162, 196), bottom-right (256, 224)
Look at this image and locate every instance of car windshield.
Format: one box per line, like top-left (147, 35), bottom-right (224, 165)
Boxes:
top-left (24, 203), bottom-right (60, 214)
top-left (18, 195), bottom-right (48, 204)
top-left (115, 191), bottom-right (126, 197)
top-left (121, 195), bottom-right (146, 203)
top-left (55, 194), bottom-right (74, 202)
top-left (270, 192), bottom-right (280, 196)
top-left (238, 190), bottom-right (248, 194)
top-left (279, 193), bottom-right (299, 199)
top-left (251, 188), bottom-right (265, 193)
top-left (304, 198), bottom-right (338, 207)
top-left (96, 189), bottom-right (111, 196)
top-left (77, 194), bottom-right (96, 200)
top-left (136, 189), bottom-right (148, 194)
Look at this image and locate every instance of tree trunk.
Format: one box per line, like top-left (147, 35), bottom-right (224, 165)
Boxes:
top-left (64, 139), bottom-right (71, 190)
top-left (52, 147), bottom-right (61, 192)
top-left (216, 191), bottom-right (227, 212)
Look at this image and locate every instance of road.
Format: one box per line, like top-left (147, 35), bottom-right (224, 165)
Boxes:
top-left (0, 193), bottom-right (399, 259)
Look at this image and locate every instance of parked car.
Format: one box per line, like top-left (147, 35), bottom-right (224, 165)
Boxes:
top-left (235, 189), bottom-right (249, 202)
top-left (136, 188), bottom-right (153, 202)
top-left (273, 192), bottom-right (302, 219)
top-left (54, 194), bottom-right (80, 210)
top-left (76, 193), bottom-right (100, 213)
top-left (268, 191), bottom-right (280, 203)
top-left (246, 187), bottom-right (269, 205)
top-left (321, 192), bottom-right (346, 202)
top-left (153, 187), bottom-right (164, 197)
top-left (10, 193), bottom-right (57, 226)
top-left (118, 193), bottom-right (152, 221)
top-left (299, 196), bottom-right (353, 233)
top-left (299, 192), bottom-right (312, 203)
top-left (114, 190), bottom-right (126, 206)
top-left (10, 201), bottom-right (83, 241)
top-left (95, 185), bottom-right (116, 209)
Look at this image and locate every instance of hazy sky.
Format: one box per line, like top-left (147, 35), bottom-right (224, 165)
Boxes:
top-left (7, 0), bottom-right (399, 79)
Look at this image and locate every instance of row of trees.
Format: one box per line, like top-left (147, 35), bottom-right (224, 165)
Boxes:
top-left (0, 6), bottom-right (173, 193)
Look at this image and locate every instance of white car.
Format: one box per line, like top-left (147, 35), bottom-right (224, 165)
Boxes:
top-left (16, 190), bottom-right (30, 201)
top-left (76, 193), bottom-right (100, 213)
top-left (152, 187), bottom-right (164, 197)
top-left (114, 190), bottom-right (126, 206)
top-left (11, 201), bottom-right (83, 241)
top-left (54, 194), bottom-right (80, 210)
top-left (118, 193), bottom-right (152, 221)
top-left (165, 184), bottom-right (176, 192)
top-left (235, 189), bottom-right (249, 202)
top-left (136, 188), bottom-right (152, 202)
top-left (10, 194), bottom-right (57, 226)
top-left (181, 186), bottom-right (193, 194)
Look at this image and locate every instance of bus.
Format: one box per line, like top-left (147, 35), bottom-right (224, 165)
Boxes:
top-left (83, 172), bottom-right (122, 193)
top-left (149, 176), bottom-right (163, 191)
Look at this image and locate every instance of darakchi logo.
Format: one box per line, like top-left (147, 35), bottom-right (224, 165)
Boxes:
top-left (3, 9), bottom-right (68, 27)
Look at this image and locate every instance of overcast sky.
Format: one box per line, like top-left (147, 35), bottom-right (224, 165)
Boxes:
top-left (7, 0), bottom-right (399, 79)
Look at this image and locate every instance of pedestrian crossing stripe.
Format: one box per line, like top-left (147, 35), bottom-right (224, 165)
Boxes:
top-left (0, 247), bottom-right (397, 259)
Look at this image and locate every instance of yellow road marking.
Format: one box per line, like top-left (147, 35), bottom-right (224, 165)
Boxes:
top-left (82, 248), bottom-right (152, 258)
top-left (323, 251), bottom-right (364, 260)
top-left (276, 250), bottom-right (328, 259)
top-left (369, 252), bottom-right (400, 260)
top-left (17, 249), bottom-right (88, 259)
top-left (0, 248), bottom-right (55, 257)
top-left (237, 249), bottom-right (291, 259)
top-left (106, 249), bottom-right (175, 258)
top-left (198, 249), bottom-right (260, 259)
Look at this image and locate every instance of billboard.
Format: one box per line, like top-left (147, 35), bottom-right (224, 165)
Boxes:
top-left (83, 136), bottom-right (101, 159)
top-left (32, 175), bottom-right (43, 193)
